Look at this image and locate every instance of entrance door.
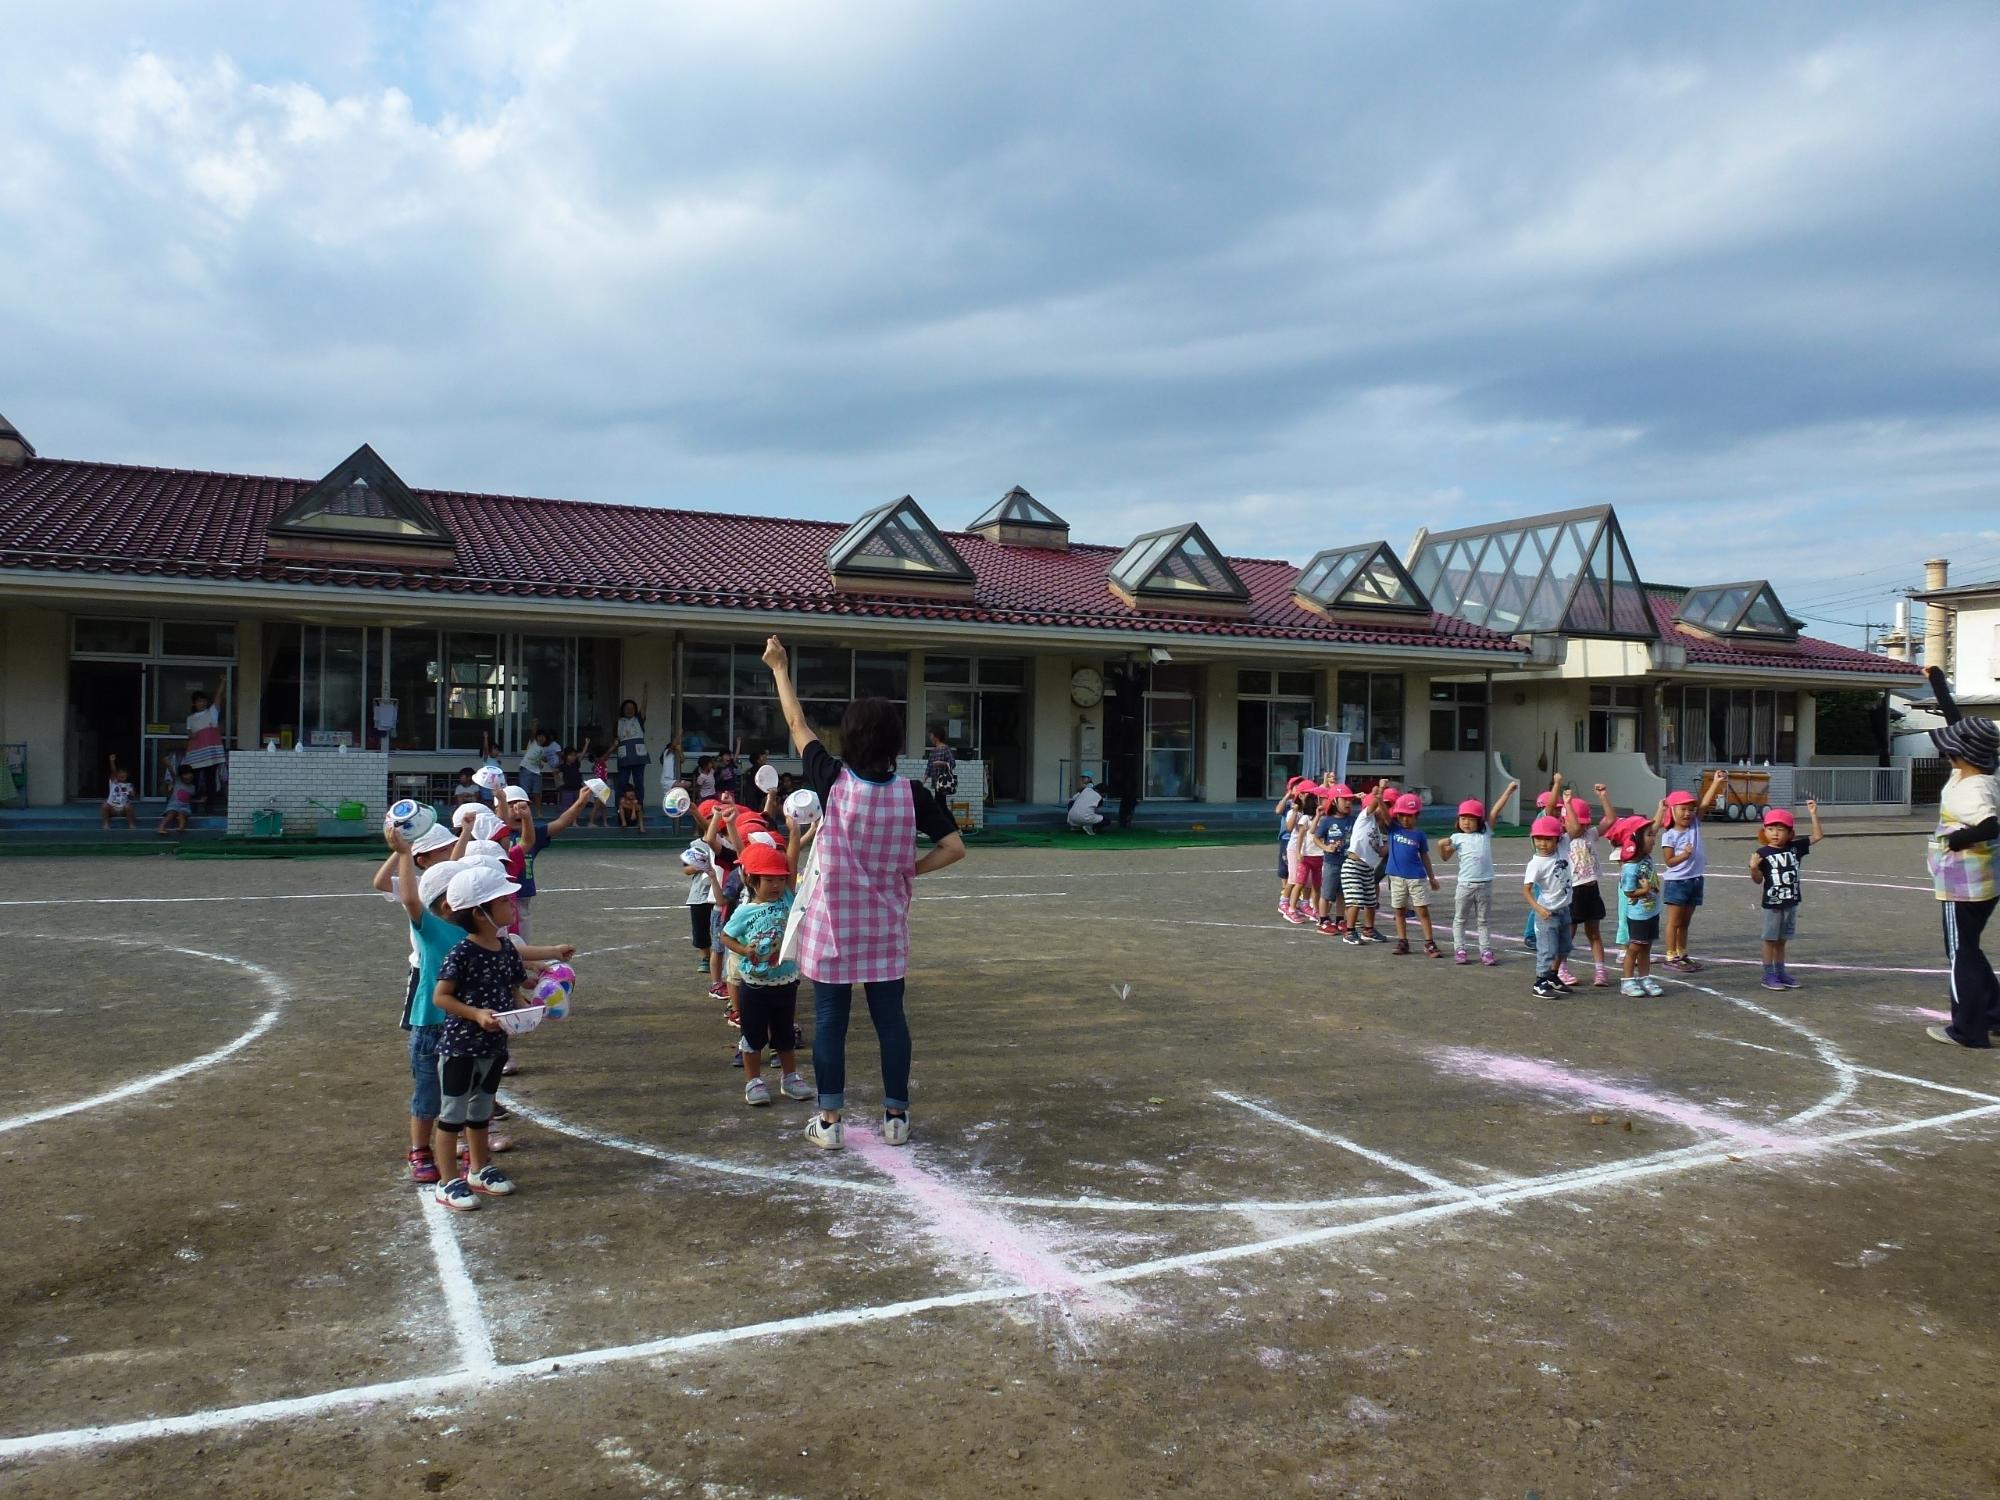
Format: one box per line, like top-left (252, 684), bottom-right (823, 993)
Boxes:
top-left (976, 692), bottom-right (1026, 803)
top-left (144, 663), bottom-right (233, 799)
top-left (1144, 693), bottom-right (1196, 799)
top-left (66, 661), bottom-right (144, 800)
top-left (1236, 698), bottom-right (1267, 799)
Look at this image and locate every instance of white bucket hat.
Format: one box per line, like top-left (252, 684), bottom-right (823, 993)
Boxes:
top-left (411, 824), bottom-right (458, 857)
top-left (416, 859), bottom-right (465, 909)
top-left (503, 784), bottom-right (531, 805)
top-left (446, 863), bottom-right (520, 913)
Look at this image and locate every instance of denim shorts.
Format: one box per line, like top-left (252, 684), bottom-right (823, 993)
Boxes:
top-left (409, 1024), bottom-right (444, 1119)
top-left (1662, 876), bottom-right (1705, 908)
top-left (1761, 905), bottom-right (1798, 941)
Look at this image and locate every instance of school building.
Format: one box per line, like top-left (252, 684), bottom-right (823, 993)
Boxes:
top-left (0, 414), bottom-right (1923, 830)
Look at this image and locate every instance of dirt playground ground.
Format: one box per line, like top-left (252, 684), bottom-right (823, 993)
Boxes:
top-left (2, 828), bottom-right (1998, 1499)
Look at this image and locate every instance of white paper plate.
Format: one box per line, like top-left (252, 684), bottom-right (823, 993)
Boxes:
top-left (492, 1005), bottom-right (546, 1036)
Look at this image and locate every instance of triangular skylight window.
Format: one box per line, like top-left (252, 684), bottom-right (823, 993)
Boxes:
top-left (1294, 541), bottom-right (1429, 617)
top-left (1108, 523), bottom-right (1250, 607)
top-left (1408, 505), bottom-right (1657, 640)
top-left (826, 495), bottom-right (974, 587)
top-left (1674, 581), bottom-right (1799, 642)
top-left (969, 485), bottom-right (1066, 532)
top-left (269, 444), bottom-right (451, 546)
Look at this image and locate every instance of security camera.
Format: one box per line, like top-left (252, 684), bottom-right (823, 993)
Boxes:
top-left (1147, 647), bottom-right (1173, 665)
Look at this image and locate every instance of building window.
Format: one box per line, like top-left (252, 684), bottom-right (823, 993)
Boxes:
top-left (445, 633), bottom-right (503, 752)
top-left (682, 643), bottom-right (910, 761)
top-left (387, 631), bottom-right (441, 751)
top-left (159, 621), bottom-right (236, 659)
top-left (1665, 686), bottom-right (1800, 763)
top-left (71, 617), bottom-right (154, 656)
top-left (921, 654), bottom-right (1026, 799)
top-left (1588, 684), bottom-right (1642, 753)
top-left (1428, 680), bottom-right (1488, 753)
top-left (1337, 671), bottom-right (1404, 763)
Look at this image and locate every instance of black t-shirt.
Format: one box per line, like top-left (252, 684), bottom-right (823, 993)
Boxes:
top-left (803, 740), bottom-right (959, 844)
top-left (437, 938), bottom-right (528, 1057)
top-left (1754, 841), bottom-right (1809, 909)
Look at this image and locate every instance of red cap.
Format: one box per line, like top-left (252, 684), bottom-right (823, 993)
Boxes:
top-left (696, 798), bottom-right (721, 822)
top-left (1531, 815), bottom-right (1564, 837)
top-left (1328, 783), bottom-right (1354, 798)
top-left (1664, 789), bottom-right (1697, 807)
top-left (1762, 807), bottom-right (1796, 829)
top-left (1457, 799), bottom-right (1485, 818)
top-left (738, 842), bottom-right (790, 878)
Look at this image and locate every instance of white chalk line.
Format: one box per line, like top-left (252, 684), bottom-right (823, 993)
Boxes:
top-left (0, 937), bottom-right (290, 1136)
top-left (1652, 975), bottom-right (1859, 1126)
top-left (8, 1092), bottom-right (1997, 1461)
top-left (0, 882), bottom-right (674, 910)
top-left (1213, 1090), bottom-right (1478, 1198)
top-left (1708, 1037), bottom-right (2000, 1107)
top-left (414, 1190), bottom-right (496, 1373)
top-left (502, 1093), bottom-right (1439, 1215)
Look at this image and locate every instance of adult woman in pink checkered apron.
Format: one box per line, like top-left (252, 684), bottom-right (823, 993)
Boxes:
top-left (764, 637), bottom-right (967, 1150)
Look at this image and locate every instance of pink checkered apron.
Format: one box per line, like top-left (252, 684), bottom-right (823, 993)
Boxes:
top-left (794, 767), bottom-right (917, 985)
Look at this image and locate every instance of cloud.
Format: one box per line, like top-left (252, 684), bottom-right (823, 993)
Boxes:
top-left (1, 1), bottom-right (1998, 642)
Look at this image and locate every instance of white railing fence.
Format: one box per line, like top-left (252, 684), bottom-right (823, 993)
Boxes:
top-left (1663, 762), bottom-right (1911, 812)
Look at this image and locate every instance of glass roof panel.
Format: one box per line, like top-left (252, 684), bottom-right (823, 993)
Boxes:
top-left (1410, 506), bottom-right (1658, 639)
top-left (827, 496), bottom-right (973, 581)
top-left (1344, 556), bottom-right (1424, 610)
top-left (970, 485), bottom-right (1067, 530)
top-left (271, 443), bottom-right (450, 544)
top-left (1110, 524), bottom-right (1248, 602)
top-left (1739, 588), bottom-right (1789, 634)
top-left (1295, 545), bottom-right (1369, 605)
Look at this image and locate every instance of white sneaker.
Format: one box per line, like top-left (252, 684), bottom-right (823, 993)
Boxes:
top-left (781, 1072), bottom-right (813, 1101)
top-left (882, 1113), bottom-right (910, 1146)
top-left (1620, 979), bottom-right (1645, 997)
top-left (1640, 976), bottom-right (1668, 997)
top-left (805, 1115), bottom-right (844, 1150)
top-left (745, 1076), bottom-right (771, 1106)
top-left (434, 1177), bottom-right (479, 1212)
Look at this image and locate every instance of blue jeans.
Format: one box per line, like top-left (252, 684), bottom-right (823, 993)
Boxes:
top-left (408, 1024), bottom-right (444, 1119)
top-left (811, 978), bottom-right (910, 1113)
top-left (1535, 907), bottom-right (1575, 981)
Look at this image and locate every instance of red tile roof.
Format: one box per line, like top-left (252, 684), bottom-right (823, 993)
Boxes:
top-left (1648, 590), bottom-right (1919, 678)
top-left (0, 457), bottom-right (1522, 654)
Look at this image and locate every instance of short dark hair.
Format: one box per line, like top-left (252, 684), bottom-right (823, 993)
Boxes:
top-left (841, 697), bottom-right (904, 774)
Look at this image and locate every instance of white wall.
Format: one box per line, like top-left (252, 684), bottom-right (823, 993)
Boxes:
top-left (227, 748), bottom-right (388, 835)
top-left (1201, 664), bottom-right (1235, 803)
top-left (0, 607), bottom-right (66, 806)
top-left (1950, 601), bottom-right (2000, 695)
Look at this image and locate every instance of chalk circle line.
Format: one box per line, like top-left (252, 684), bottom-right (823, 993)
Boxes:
top-left (0, 935), bottom-right (291, 1137)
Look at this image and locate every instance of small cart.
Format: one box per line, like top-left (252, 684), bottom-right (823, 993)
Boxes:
top-left (1705, 768), bottom-right (1771, 821)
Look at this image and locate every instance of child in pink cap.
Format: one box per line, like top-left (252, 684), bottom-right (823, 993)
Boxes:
top-left (1383, 794), bottom-right (1442, 957)
top-left (1552, 771), bottom-right (1618, 987)
top-left (1750, 800), bottom-right (1824, 989)
top-left (1657, 773), bottom-right (1726, 970)
top-left (1438, 780), bottom-right (1517, 963)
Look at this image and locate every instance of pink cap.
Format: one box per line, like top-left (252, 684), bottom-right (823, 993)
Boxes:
top-left (1568, 797), bottom-right (1590, 820)
top-left (1763, 807), bottom-right (1796, 829)
top-left (1457, 799), bottom-right (1485, 818)
top-left (1664, 789), bottom-right (1697, 807)
top-left (1377, 784), bottom-right (1399, 800)
top-left (1328, 783), bottom-right (1353, 798)
top-left (1393, 794), bottom-right (1422, 815)
top-left (1530, 815), bottom-right (1564, 838)
top-left (1534, 790), bottom-right (1554, 808)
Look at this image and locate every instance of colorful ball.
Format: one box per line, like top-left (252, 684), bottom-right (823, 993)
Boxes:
top-left (532, 972), bottom-right (572, 1020)
top-left (386, 798), bottom-right (437, 841)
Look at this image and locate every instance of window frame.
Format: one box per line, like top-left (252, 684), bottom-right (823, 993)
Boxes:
top-left (1337, 670), bottom-right (1406, 765)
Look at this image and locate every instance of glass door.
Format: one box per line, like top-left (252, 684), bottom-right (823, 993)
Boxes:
top-left (143, 663), bottom-right (234, 798)
top-left (1263, 698), bottom-right (1311, 797)
top-left (1144, 693), bottom-right (1196, 799)
top-left (976, 692), bottom-right (1026, 802)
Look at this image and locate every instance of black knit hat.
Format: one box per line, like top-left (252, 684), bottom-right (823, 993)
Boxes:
top-left (1933, 716), bottom-right (2000, 773)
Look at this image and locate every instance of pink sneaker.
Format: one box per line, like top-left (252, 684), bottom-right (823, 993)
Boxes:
top-left (1592, 968), bottom-right (1611, 988)
top-left (1453, 949), bottom-right (1471, 964)
top-left (1557, 963), bottom-right (1578, 987)
top-left (1480, 950), bottom-right (1498, 966)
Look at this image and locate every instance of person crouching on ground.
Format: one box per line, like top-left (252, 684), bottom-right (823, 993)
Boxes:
top-left (1926, 716), bottom-right (2000, 1048)
top-left (1067, 773), bottom-right (1105, 835)
top-left (720, 837), bottom-right (814, 1107)
top-left (1751, 800), bottom-right (1824, 991)
top-left (430, 864), bottom-right (573, 1210)
top-left (1384, 794), bottom-right (1442, 957)
top-left (1524, 815), bottom-right (1575, 999)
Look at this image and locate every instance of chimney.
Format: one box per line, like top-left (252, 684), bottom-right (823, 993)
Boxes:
top-left (0, 412), bottom-right (34, 468)
top-left (1887, 598), bottom-right (1911, 661)
top-left (1924, 558), bottom-right (1950, 674)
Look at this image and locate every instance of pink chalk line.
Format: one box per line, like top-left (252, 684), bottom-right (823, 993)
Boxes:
top-left (1432, 1048), bottom-right (1801, 1153)
top-left (1877, 1004), bottom-right (1952, 1024)
top-left (1691, 955), bottom-right (1946, 976)
top-left (843, 1129), bottom-right (1120, 1316)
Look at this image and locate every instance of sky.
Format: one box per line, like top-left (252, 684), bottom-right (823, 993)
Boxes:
top-left (4, 1), bottom-right (1999, 646)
